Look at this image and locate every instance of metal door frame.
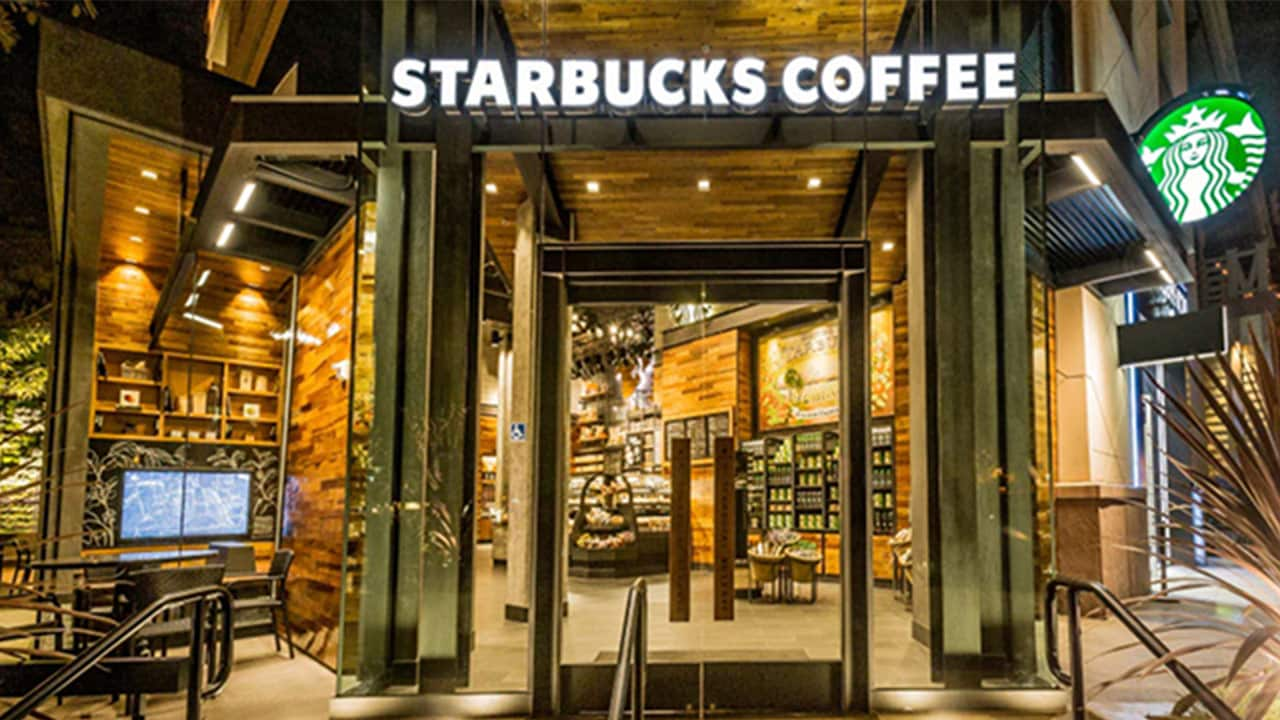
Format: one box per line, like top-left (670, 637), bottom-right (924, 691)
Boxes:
top-left (529, 240), bottom-right (871, 714)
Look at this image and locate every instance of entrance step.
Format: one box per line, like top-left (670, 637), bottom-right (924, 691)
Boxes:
top-left (329, 692), bottom-right (528, 719)
top-left (1086, 701), bottom-right (1179, 720)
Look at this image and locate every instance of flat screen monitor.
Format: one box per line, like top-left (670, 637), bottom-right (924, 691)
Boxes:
top-left (119, 469), bottom-right (252, 542)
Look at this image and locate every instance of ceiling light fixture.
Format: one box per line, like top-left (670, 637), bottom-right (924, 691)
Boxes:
top-left (485, 182), bottom-right (498, 195)
top-left (1158, 268), bottom-right (1175, 285)
top-left (697, 178), bottom-right (711, 192)
top-left (134, 206), bottom-right (151, 215)
top-left (1071, 154), bottom-right (1101, 186)
top-left (1143, 248), bottom-right (1162, 268)
top-left (128, 235), bottom-right (143, 243)
top-left (184, 292), bottom-right (199, 308)
top-left (196, 269), bottom-right (211, 288)
top-left (881, 240), bottom-right (896, 252)
top-left (216, 222), bottom-right (235, 248)
top-left (586, 180), bottom-right (600, 193)
top-left (807, 177), bottom-right (822, 189)
top-left (233, 182), bottom-right (257, 213)
top-left (140, 169), bottom-right (159, 180)
top-left (183, 312), bottom-right (223, 330)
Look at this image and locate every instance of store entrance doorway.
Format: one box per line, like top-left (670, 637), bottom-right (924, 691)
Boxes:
top-left (530, 241), bottom-right (873, 714)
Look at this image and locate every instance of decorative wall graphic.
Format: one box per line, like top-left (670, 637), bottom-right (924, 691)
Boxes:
top-left (757, 316), bottom-right (839, 431)
top-left (1138, 89), bottom-right (1266, 224)
top-left (870, 305), bottom-right (894, 417)
top-left (84, 439), bottom-right (279, 547)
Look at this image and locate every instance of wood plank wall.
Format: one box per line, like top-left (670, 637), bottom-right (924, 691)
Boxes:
top-left (881, 282), bottom-right (913, 580)
top-left (654, 329), bottom-right (747, 565)
top-left (282, 220), bottom-right (355, 669)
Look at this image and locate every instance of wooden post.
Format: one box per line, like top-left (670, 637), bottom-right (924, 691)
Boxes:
top-left (713, 437), bottom-right (735, 621)
top-left (669, 437), bottom-right (691, 622)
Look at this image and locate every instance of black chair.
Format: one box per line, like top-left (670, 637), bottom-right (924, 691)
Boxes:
top-left (117, 565), bottom-right (227, 654)
top-left (227, 549), bottom-right (294, 658)
top-left (0, 539), bottom-right (68, 652)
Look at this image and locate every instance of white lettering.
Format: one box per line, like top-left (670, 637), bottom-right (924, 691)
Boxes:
top-left (782, 56), bottom-right (820, 109)
top-left (945, 53), bottom-right (980, 103)
top-left (603, 59), bottom-right (645, 109)
top-left (689, 58), bottom-right (729, 107)
top-left (983, 52), bottom-right (1017, 102)
top-left (649, 58), bottom-right (686, 108)
top-left (516, 59), bottom-right (557, 110)
top-left (869, 55), bottom-right (902, 104)
top-left (391, 59), bottom-right (428, 110)
top-left (907, 53), bottom-right (940, 104)
top-left (820, 55), bottom-right (865, 108)
top-left (561, 59), bottom-right (600, 109)
top-left (730, 57), bottom-right (767, 108)
top-left (429, 59), bottom-right (469, 108)
top-left (464, 59), bottom-right (511, 109)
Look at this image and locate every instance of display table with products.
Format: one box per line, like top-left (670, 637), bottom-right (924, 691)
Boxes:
top-left (569, 474), bottom-right (668, 578)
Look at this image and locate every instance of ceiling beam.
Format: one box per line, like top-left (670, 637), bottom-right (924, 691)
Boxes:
top-left (512, 153), bottom-right (569, 239)
top-left (1053, 251), bottom-right (1156, 288)
top-left (149, 247), bottom-right (197, 347)
top-left (835, 151), bottom-right (892, 238)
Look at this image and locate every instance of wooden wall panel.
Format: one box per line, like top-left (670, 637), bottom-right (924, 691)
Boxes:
top-left (501, 0), bottom-right (907, 84)
top-left (158, 253), bottom-right (291, 364)
top-left (282, 220), bottom-right (355, 669)
top-left (654, 330), bottom-right (743, 565)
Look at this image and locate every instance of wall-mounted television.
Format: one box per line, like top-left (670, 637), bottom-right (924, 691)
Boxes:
top-left (118, 469), bottom-right (252, 543)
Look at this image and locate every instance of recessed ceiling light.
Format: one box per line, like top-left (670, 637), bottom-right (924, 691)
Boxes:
top-left (1071, 154), bottom-right (1101, 186)
top-left (134, 206), bottom-right (150, 215)
top-left (259, 264), bottom-right (272, 272)
top-left (881, 240), bottom-right (896, 252)
top-left (196, 269), bottom-right (210, 287)
top-left (586, 180), bottom-right (600, 193)
top-left (184, 292), bottom-right (199, 308)
top-left (128, 235), bottom-right (143, 243)
top-left (140, 169), bottom-right (158, 180)
top-left (806, 177), bottom-right (822, 189)
top-left (233, 182), bottom-right (257, 213)
top-left (697, 178), bottom-right (711, 192)
top-left (216, 222), bottom-right (235, 248)
top-left (1158, 268), bottom-right (1174, 285)
top-left (485, 182), bottom-right (498, 195)
top-left (1143, 248), bottom-right (1161, 268)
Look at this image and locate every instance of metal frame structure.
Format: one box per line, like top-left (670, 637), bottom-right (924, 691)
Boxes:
top-left (532, 241), bottom-right (870, 714)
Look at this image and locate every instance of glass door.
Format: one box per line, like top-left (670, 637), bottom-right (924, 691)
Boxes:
top-left (532, 242), bottom-right (872, 715)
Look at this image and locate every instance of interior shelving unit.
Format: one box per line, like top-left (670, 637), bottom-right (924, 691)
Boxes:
top-left (870, 418), bottom-right (896, 535)
top-left (91, 343), bottom-right (283, 448)
top-left (764, 436), bottom-right (794, 529)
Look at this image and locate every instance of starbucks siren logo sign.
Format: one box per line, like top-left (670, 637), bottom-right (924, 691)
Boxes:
top-left (1139, 90), bottom-right (1266, 224)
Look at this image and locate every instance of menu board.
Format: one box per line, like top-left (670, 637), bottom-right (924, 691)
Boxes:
top-left (707, 412), bottom-right (731, 440)
top-left (870, 305), bottom-right (894, 417)
top-left (687, 416), bottom-right (708, 458)
top-left (664, 412), bottom-right (731, 460)
top-left (757, 316), bottom-right (840, 431)
top-left (664, 419), bottom-right (686, 457)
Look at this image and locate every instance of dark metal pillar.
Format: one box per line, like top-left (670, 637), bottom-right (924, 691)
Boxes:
top-left (839, 268), bottom-right (870, 711)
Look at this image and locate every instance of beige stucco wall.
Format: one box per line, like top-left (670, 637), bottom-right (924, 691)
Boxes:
top-left (1055, 286), bottom-right (1131, 486)
top-left (1072, 0), bottom-right (1186, 132)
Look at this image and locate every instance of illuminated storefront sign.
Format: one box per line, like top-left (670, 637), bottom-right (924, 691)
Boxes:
top-left (1138, 88), bottom-right (1266, 224)
top-left (390, 53), bottom-right (1018, 114)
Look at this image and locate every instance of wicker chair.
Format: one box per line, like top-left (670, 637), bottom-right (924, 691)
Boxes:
top-left (116, 565), bottom-right (227, 655)
top-left (227, 549), bottom-right (295, 658)
top-left (747, 552), bottom-right (784, 603)
top-left (786, 554), bottom-right (820, 604)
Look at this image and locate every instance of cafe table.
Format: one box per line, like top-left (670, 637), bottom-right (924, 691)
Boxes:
top-left (27, 548), bottom-right (219, 572)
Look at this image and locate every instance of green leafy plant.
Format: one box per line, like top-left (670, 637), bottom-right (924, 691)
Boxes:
top-left (1103, 318), bottom-right (1280, 719)
top-left (0, 309), bottom-right (50, 534)
top-left (0, 0), bottom-right (96, 53)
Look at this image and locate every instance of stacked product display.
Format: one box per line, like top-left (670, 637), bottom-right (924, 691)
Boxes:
top-left (870, 419), bottom-right (896, 535)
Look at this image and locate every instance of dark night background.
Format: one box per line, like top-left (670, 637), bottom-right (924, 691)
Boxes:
top-left (1, 1), bottom-right (1278, 322)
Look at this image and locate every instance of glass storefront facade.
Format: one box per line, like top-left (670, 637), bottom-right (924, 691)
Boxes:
top-left (331, 0), bottom-right (1081, 712)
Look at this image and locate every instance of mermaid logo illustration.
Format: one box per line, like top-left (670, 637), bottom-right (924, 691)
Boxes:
top-left (1140, 96), bottom-right (1266, 224)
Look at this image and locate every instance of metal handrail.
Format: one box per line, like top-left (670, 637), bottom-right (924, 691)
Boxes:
top-left (607, 578), bottom-right (647, 720)
top-left (1046, 576), bottom-right (1239, 720)
top-left (1, 584), bottom-right (235, 720)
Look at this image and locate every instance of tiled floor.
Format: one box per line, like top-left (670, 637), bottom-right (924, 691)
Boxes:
top-left (39, 636), bottom-right (334, 719)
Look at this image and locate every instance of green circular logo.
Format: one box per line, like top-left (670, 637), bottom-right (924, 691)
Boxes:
top-left (1138, 90), bottom-right (1266, 224)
